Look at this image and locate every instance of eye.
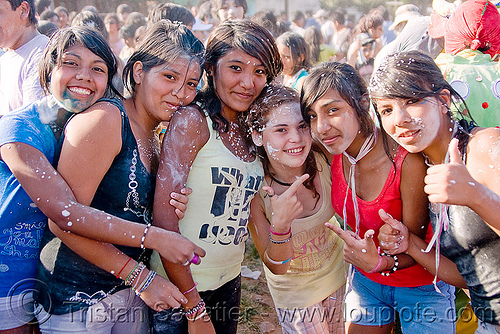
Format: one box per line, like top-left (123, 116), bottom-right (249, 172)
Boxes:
top-left (230, 65), bottom-right (241, 71)
top-left (93, 66), bottom-right (106, 73)
top-left (63, 60), bottom-right (77, 66)
top-left (406, 98), bottom-right (421, 105)
top-left (187, 80), bottom-right (199, 88)
top-left (299, 122), bottom-right (309, 130)
top-left (307, 112), bottom-right (317, 121)
top-left (379, 107), bottom-right (392, 116)
top-left (255, 68), bottom-right (266, 75)
top-left (327, 107), bottom-right (338, 115)
top-left (164, 74), bottom-right (175, 80)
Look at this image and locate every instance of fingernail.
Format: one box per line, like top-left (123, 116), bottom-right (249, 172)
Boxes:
top-left (181, 298), bottom-right (188, 304)
top-left (171, 193), bottom-right (176, 198)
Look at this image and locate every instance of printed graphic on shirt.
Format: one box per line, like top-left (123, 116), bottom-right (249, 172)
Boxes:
top-left (199, 167), bottom-right (263, 246)
top-left (1, 220), bottom-right (45, 266)
top-left (289, 225), bottom-right (338, 274)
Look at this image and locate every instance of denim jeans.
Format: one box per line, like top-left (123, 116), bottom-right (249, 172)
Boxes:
top-left (345, 268), bottom-right (456, 333)
top-left (150, 274), bottom-right (241, 334)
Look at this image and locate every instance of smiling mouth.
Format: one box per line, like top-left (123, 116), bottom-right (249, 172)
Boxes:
top-left (284, 147), bottom-right (304, 154)
top-left (399, 129), bottom-right (420, 138)
top-left (68, 86), bottom-right (92, 96)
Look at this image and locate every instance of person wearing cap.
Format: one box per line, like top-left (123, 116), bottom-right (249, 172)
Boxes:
top-left (432, 0), bottom-right (500, 127)
top-left (389, 4), bottom-right (421, 34)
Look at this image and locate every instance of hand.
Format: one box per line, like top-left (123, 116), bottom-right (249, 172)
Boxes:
top-left (264, 174), bottom-right (309, 233)
top-left (378, 209), bottom-right (409, 254)
top-left (325, 222), bottom-right (379, 272)
top-left (424, 138), bottom-right (477, 206)
top-left (170, 187), bottom-right (193, 220)
top-left (152, 229), bottom-right (205, 266)
top-left (139, 272), bottom-right (187, 311)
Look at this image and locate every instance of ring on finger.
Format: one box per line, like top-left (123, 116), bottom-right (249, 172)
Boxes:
top-left (182, 259), bottom-right (190, 266)
top-left (190, 253), bottom-right (200, 265)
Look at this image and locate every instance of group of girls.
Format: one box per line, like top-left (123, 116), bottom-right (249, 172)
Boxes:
top-left (2, 12), bottom-right (500, 334)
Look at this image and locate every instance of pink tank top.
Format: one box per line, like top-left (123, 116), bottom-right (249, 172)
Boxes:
top-left (331, 145), bottom-right (434, 287)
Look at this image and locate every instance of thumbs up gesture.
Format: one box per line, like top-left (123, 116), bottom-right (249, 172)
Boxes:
top-left (264, 174), bottom-right (309, 233)
top-left (424, 138), bottom-right (476, 206)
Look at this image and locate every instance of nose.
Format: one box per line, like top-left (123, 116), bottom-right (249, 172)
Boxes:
top-left (288, 128), bottom-right (302, 143)
top-left (393, 103), bottom-right (411, 127)
top-left (315, 113), bottom-right (331, 135)
top-left (239, 71), bottom-right (254, 89)
top-left (75, 67), bottom-right (91, 81)
top-left (171, 82), bottom-right (190, 103)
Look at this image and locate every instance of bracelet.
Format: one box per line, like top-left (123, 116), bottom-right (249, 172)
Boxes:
top-left (140, 223), bottom-right (152, 249)
top-left (136, 270), bottom-right (156, 295)
top-left (269, 226), bottom-right (291, 236)
top-left (185, 300), bottom-right (206, 319)
top-left (380, 252), bottom-right (399, 276)
top-left (265, 250), bottom-right (292, 265)
top-left (269, 233), bottom-right (292, 244)
top-left (182, 282), bottom-right (198, 295)
top-left (131, 265), bottom-right (147, 290)
top-left (116, 257), bottom-right (132, 278)
top-left (125, 262), bottom-right (146, 286)
top-left (367, 256), bottom-right (384, 273)
top-left (191, 309), bottom-right (207, 321)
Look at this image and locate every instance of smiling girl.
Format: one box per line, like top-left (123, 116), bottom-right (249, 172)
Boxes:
top-left (301, 61), bottom-right (455, 334)
top-left (33, 21), bottom-right (205, 333)
top-left (150, 20), bottom-right (282, 334)
top-left (371, 50), bottom-right (500, 334)
top-left (244, 84), bottom-right (346, 334)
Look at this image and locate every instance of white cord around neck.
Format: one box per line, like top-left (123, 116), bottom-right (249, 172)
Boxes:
top-left (342, 128), bottom-right (378, 235)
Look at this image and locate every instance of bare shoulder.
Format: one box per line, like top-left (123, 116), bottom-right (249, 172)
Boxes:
top-left (163, 104), bottom-right (209, 150)
top-left (467, 127), bottom-right (500, 180)
top-left (66, 99), bottom-right (122, 133)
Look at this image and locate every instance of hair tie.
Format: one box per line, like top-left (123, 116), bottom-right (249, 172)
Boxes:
top-left (470, 39), bottom-right (482, 50)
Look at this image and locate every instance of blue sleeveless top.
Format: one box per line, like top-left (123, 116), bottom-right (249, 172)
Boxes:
top-left (35, 98), bottom-right (155, 315)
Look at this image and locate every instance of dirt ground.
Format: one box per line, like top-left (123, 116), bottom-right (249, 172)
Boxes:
top-left (238, 238), bottom-right (282, 334)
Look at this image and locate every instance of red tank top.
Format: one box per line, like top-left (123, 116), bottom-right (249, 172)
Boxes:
top-left (331, 145), bottom-right (434, 287)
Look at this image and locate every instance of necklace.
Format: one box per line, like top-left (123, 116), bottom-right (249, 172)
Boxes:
top-left (269, 173), bottom-right (293, 186)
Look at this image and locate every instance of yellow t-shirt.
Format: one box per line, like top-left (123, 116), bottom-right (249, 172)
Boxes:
top-left (261, 152), bottom-right (346, 309)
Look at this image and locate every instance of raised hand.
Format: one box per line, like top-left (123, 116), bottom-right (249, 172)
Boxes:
top-left (264, 174), bottom-right (309, 233)
top-left (378, 208), bottom-right (409, 255)
top-left (325, 222), bottom-right (379, 272)
top-left (424, 138), bottom-right (477, 206)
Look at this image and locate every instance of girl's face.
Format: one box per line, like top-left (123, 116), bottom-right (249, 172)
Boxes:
top-left (375, 95), bottom-right (449, 153)
top-left (57, 11), bottom-right (68, 28)
top-left (218, 0), bottom-right (244, 21)
top-left (277, 43), bottom-right (296, 76)
top-left (306, 88), bottom-right (360, 155)
top-left (50, 44), bottom-right (109, 113)
top-left (212, 49), bottom-right (267, 118)
top-left (134, 57), bottom-right (201, 123)
top-left (255, 102), bottom-right (312, 169)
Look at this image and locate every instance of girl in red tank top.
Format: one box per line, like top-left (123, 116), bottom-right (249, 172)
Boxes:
top-left (300, 62), bottom-right (456, 333)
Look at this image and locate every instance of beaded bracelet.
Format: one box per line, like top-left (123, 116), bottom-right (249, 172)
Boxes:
top-left (131, 265), bottom-right (147, 290)
top-left (185, 300), bottom-right (206, 320)
top-left (269, 233), bottom-right (292, 244)
top-left (380, 252), bottom-right (399, 276)
top-left (136, 270), bottom-right (156, 295)
top-left (116, 257), bottom-right (132, 278)
top-left (269, 226), bottom-right (291, 236)
top-left (125, 262), bottom-right (146, 286)
top-left (265, 250), bottom-right (292, 265)
top-left (140, 223), bottom-right (152, 249)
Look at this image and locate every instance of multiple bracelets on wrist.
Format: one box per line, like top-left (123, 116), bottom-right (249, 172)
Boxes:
top-left (379, 252), bottom-right (399, 276)
top-left (122, 261), bottom-right (157, 295)
top-left (185, 299), bottom-right (207, 322)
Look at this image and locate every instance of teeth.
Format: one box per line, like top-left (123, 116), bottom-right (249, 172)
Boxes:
top-left (285, 148), bottom-right (303, 153)
top-left (68, 87), bottom-right (91, 96)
